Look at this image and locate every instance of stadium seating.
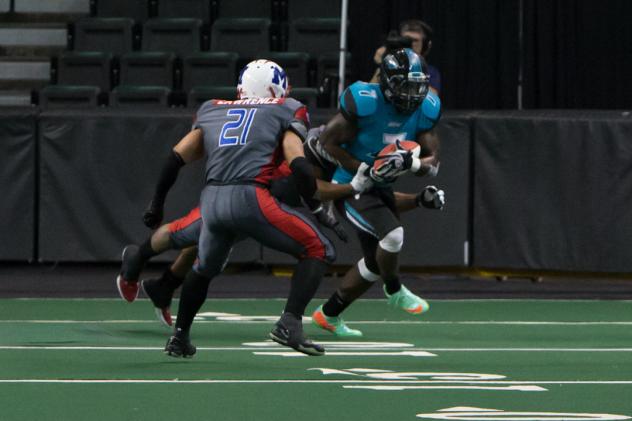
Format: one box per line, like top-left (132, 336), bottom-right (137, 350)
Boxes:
top-left (287, 0), bottom-right (340, 19)
top-left (110, 85), bottom-right (170, 107)
top-left (155, 0), bottom-right (211, 21)
top-left (39, 85), bottom-right (101, 108)
top-left (119, 52), bottom-right (175, 88)
top-left (288, 18), bottom-right (340, 58)
top-left (188, 85), bottom-right (236, 107)
top-left (92, 0), bottom-right (153, 21)
top-left (317, 51), bottom-right (351, 86)
top-left (56, 52), bottom-right (113, 91)
top-left (142, 18), bottom-right (203, 56)
top-left (211, 18), bottom-right (271, 58)
top-left (258, 52), bottom-right (309, 87)
top-left (215, 0), bottom-right (273, 19)
top-left (289, 87), bottom-right (318, 109)
top-left (182, 52), bottom-right (238, 93)
top-left (73, 18), bottom-right (135, 55)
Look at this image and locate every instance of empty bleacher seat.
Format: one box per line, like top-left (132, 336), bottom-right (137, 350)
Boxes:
top-left (287, 0), bottom-right (340, 19)
top-left (288, 18), bottom-right (340, 57)
top-left (317, 51), bottom-right (351, 85)
top-left (156, 0), bottom-right (211, 20)
top-left (110, 85), bottom-right (170, 107)
top-left (289, 86), bottom-right (318, 109)
top-left (257, 51), bottom-right (309, 87)
top-left (0, 0), bottom-right (9, 13)
top-left (182, 52), bottom-right (238, 93)
top-left (188, 85), bottom-right (236, 106)
top-left (211, 18), bottom-right (270, 58)
top-left (216, 0), bottom-right (273, 19)
top-left (39, 85), bottom-right (100, 108)
top-left (119, 52), bottom-right (175, 88)
top-left (93, 0), bottom-right (152, 21)
top-left (56, 52), bottom-right (112, 91)
top-left (74, 18), bottom-right (134, 54)
top-left (142, 18), bottom-right (203, 56)
top-left (15, 0), bottom-right (90, 14)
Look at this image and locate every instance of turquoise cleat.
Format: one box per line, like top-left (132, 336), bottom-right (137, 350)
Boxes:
top-left (311, 305), bottom-right (363, 337)
top-left (384, 285), bottom-right (430, 314)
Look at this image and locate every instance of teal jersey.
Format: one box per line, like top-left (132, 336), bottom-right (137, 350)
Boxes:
top-left (332, 81), bottom-right (441, 184)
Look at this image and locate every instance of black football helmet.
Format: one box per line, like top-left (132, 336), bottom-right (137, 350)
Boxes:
top-left (379, 48), bottom-right (430, 114)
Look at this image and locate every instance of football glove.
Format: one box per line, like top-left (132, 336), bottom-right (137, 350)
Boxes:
top-left (416, 186), bottom-right (445, 210)
top-left (312, 203), bottom-right (348, 243)
top-left (350, 162), bottom-right (374, 193)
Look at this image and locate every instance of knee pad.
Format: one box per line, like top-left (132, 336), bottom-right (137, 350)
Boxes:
top-left (357, 258), bottom-right (381, 282)
top-left (378, 226), bottom-right (404, 253)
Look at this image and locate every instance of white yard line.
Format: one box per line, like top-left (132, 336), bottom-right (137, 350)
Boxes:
top-left (2, 320), bottom-right (632, 325)
top-left (0, 379), bottom-right (629, 385)
top-left (1, 346), bottom-right (632, 352)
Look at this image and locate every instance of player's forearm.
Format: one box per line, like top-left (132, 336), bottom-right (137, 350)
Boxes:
top-left (324, 144), bottom-right (362, 173)
top-left (151, 150), bottom-right (185, 205)
top-left (316, 179), bottom-right (354, 201)
top-left (394, 192), bottom-right (419, 212)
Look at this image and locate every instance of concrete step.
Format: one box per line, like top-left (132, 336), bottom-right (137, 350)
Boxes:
top-left (0, 57), bottom-right (50, 89)
top-left (13, 0), bottom-right (89, 14)
top-left (0, 23), bottom-right (68, 47)
top-left (0, 90), bottom-right (32, 106)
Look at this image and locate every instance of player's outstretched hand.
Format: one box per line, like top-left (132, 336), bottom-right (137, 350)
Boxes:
top-left (416, 186), bottom-right (445, 210)
top-left (143, 200), bottom-right (164, 229)
top-left (313, 205), bottom-right (348, 243)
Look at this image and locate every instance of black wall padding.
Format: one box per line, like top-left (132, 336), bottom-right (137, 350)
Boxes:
top-left (473, 110), bottom-right (632, 272)
top-left (0, 108), bottom-right (37, 261)
top-left (38, 109), bottom-right (260, 262)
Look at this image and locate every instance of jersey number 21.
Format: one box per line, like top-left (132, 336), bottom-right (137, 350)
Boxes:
top-left (219, 108), bottom-right (257, 147)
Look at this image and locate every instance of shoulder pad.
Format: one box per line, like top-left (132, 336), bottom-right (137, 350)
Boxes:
top-left (340, 82), bottom-right (379, 119)
top-left (421, 92), bottom-right (441, 123)
top-left (283, 97), bottom-right (305, 111)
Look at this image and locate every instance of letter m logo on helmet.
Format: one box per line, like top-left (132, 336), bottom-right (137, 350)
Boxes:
top-left (271, 66), bottom-right (288, 90)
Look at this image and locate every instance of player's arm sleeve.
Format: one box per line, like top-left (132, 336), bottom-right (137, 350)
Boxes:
top-left (151, 150), bottom-right (185, 206)
top-left (283, 130), bottom-right (318, 203)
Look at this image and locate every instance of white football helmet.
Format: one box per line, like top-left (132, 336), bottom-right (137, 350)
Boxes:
top-left (237, 59), bottom-right (289, 99)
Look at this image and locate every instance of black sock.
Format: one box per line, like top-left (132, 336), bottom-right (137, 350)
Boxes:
top-left (284, 259), bottom-right (327, 318)
top-left (174, 270), bottom-right (211, 337)
top-left (322, 291), bottom-right (351, 317)
top-left (383, 277), bottom-right (401, 295)
top-left (138, 238), bottom-right (158, 261)
top-left (162, 267), bottom-right (184, 290)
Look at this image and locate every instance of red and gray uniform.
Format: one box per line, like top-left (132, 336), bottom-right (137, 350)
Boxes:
top-left (191, 97), bottom-right (335, 277)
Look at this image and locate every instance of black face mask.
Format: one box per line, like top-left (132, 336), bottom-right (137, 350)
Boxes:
top-left (385, 74), bottom-right (430, 114)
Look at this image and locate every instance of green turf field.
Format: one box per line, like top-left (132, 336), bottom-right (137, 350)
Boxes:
top-left (1, 298), bottom-right (631, 420)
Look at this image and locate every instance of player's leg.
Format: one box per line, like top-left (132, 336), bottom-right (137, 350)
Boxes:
top-left (165, 222), bottom-right (235, 358)
top-left (117, 207), bottom-right (201, 303)
top-left (141, 208), bottom-right (202, 325)
top-left (116, 223), bottom-right (172, 302)
top-left (247, 186), bottom-right (334, 356)
top-left (312, 231), bottom-right (379, 337)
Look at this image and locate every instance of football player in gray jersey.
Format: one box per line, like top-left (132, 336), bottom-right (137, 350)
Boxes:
top-left (118, 60), bottom-right (374, 357)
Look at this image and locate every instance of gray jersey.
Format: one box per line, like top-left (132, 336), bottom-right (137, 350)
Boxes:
top-left (193, 97), bottom-right (309, 185)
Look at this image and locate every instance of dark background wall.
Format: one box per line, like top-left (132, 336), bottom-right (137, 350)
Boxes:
top-left (348, 0), bottom-right (632, 109)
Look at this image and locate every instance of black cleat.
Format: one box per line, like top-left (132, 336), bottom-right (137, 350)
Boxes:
top-left (269, 313), bottom-right (325, 356)
top-left (141, 278), bottom-right (174, 327)
top-left (164, 335), bottom-right (196, 358)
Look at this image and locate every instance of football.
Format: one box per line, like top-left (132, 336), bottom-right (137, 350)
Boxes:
top-left (373, 140), bottom-right (421, 172)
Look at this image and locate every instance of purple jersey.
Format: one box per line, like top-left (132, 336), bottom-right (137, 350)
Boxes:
top-left (193, 97), bottom-right (309, 185)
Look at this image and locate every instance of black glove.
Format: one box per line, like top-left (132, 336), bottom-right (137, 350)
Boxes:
top-left (312, 205), bottom-right (348, 243)
top-left (143, 199), bottom-right (164, 229)
top-left (416, 186), bottom-right (445, 210)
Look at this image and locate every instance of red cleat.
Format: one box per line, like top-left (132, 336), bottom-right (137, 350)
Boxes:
top-left (116, 274), bottom-right (139, 302)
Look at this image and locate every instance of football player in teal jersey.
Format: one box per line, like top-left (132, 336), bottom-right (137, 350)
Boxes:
top-left (311, 48), bottom-right (443, 337)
